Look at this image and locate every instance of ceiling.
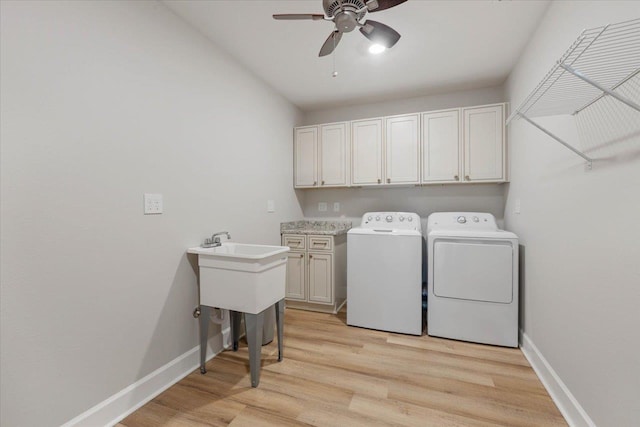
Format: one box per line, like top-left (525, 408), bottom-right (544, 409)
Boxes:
top-left (163, 0), bottom-right (550, 112)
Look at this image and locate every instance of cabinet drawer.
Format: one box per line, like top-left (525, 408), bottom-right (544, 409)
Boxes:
top-left (308, 236), bottom-right (333, 251)
top-left (283, 234), bottom-right (306, 250)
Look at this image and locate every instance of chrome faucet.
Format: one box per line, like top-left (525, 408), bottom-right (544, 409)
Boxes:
top-left (203, 231), bottom-right (231, 248)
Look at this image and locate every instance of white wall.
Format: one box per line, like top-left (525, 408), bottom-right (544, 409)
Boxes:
top-left (303, 185), bottom-right (506, 232)
top-left (0, 1), bottom-right (303, 426)
top-left (301, 86), bottom-right (507, 224)
top-left (303, 85), bottom-right (504, 125)
top-left (504, 2), bottom-right (640, 426)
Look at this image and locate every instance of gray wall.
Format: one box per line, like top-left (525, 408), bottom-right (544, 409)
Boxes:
top-left (0, 1), bottom-right (303, 425)
top-left (504, 2), bottom-right (640, 426)
top-left (301, 86), bottom-right (507, 224)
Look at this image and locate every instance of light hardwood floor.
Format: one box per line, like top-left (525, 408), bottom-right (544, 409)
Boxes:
top-left (119, 308), bottom-right (566, 426)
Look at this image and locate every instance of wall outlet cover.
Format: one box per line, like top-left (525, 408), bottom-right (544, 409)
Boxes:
top-left (333, 202), bottom-right (340, 212)
top-left (267, 199), bottom-right (275, 213)
top-left (318, 202), bottom-right (327, 212)
top-left (144, 193), bottom-right (163, 215)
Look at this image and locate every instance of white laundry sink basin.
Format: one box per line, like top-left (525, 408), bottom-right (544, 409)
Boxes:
top-left (187, 243), bottom-right (289, 314)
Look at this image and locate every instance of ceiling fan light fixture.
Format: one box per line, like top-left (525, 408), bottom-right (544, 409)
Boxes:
top-left (368, 44), bottom-right (386, 54)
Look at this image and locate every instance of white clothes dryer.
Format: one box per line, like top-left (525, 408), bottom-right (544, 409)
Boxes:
top-left (427, 212), bottom-right (518, 347)
top-left (347, 212), bottom-right (423, 335)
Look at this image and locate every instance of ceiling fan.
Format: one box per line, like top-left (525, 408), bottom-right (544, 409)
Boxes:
top-left (273, 0), bottom-right (407, 57)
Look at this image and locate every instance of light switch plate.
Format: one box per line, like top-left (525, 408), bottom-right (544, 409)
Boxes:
top-left (144, 193), bottom-right (163, 215)
top-left (333, 202), bottom-right (340, 212)
top-left (514, 198), bottom-right (521, 214)
top-left (318, 202), bottom-right (327, 212)
top-left (267, 200), bottom-right (275, 213)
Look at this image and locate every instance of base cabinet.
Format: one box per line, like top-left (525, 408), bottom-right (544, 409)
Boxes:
top-left (285, 252), bottom-right (306, 300)
top-left (282, 233), bottom-right (346, 314)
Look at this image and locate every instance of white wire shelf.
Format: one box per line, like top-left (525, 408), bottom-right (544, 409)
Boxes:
top-left (507, 18), bottom-right (640, 168)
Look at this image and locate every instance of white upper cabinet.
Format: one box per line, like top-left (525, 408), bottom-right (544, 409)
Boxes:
top-left (294, 123), bottom-right (349, 188)
top-left (294, 126), bottom-right (317, 188)
top-left (293, 103), bottom-right (507, 188)
top-left (463, 104), bottom-right (505, 182)
top-left (385, 114), bottom-right (420, 185)
top-left (421, 109), bottom-right (461, 183)
top-left (351, 118), bottom-right (383, 186)
top-left (319, 123), bottom-right (349, 187)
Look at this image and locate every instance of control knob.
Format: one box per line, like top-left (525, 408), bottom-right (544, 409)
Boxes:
top-left (472, 216), bottom-right (479, 223)
top-left (399, 216), bottom-right (405, 222)
top-left (386, 215), bottom-right (393, 222)
top-left (375, 216), bottom-right (380, 221)
top-left (457, 216), bottom-right (467, 224)
top-left (367, 216), bottom-right (372, 221)
top-left (407, 217), bottom-right (413, 222)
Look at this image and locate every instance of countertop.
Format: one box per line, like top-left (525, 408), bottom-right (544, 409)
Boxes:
top-left (280, 220), bottom-right (352, 236)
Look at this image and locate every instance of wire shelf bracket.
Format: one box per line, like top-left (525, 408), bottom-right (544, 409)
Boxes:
top-left (507, 18), bottom-right (640, 169)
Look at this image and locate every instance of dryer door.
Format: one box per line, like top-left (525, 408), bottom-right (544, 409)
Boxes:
top-left (433, 239), bottom-right (513, 303)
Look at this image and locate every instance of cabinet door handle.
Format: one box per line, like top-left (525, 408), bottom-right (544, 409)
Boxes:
top-left (299, 253), bottom-right (304, 258)
top-left (377, 178), bottom-right (381, 184)
top-left (454, 175), bottom-right (459, 181)
top-left (321, 180), bottom-right (325, 185)
top-left (313, 181), bottom-right (317, 186)
top-left (387, 178), bottom-right (391, 183)
top-left (309, 254), bottom-right (313, 259)
top-left (465, 175), bottom-right (470, 181)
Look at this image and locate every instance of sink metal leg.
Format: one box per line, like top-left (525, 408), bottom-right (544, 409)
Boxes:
top-left (198, 305), bottom-right (211, 374)
top-left (244, 311), bottom-right (265, 387)
top-left (275, 299), bottom-right (284, 362)
top-left (230, 310), bottom-right (242, 351)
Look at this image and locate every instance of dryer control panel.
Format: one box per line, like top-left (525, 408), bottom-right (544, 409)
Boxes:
top-left (360, 212), bottom-right (421, 231)
top-left (427, 212), bottom-right (498, 234)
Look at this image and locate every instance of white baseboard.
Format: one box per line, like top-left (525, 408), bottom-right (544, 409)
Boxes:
top-left (61, 330), bottom-right (227, 427)
top-left (520, 331), bottom-right (596, 427)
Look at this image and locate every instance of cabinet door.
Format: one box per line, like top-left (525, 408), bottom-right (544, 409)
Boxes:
top-left (294, 126), bottom-right (318, 188)
top-left (422, 109), bottom-right (461, 183)
top-left (320, 123), bottom-right (349, 187)
top-left (308, 253), bottom-right (332, 304)
top-left (285, 252), bottom-right (306, 301)
top-left (385, 114), bottom-right (420, 184)
top-left (463, 105), bottom-right (505, 182)
top-left (351, 119), bottom-right (383, 186)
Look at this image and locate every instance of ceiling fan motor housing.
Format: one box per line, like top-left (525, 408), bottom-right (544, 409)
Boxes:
top-left (323, 0), bottom-right (367, 21)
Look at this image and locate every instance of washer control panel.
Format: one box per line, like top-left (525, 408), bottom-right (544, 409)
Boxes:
top-left (360, 212), bottom-right (421, 230)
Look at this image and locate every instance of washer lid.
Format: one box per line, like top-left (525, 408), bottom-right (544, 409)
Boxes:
top-left (348, 228), bottom-right (422, 237)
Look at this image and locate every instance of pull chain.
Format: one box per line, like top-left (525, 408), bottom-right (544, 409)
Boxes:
top-left (332, 33), bottom-right (338, 78)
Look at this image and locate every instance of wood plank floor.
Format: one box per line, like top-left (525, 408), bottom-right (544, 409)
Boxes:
top-left (119, 308), bottom-right (566, 427)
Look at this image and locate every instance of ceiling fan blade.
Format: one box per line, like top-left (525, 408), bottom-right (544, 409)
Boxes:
top-left (319, 31), bottom-right (343, 57)
top-left (359, 20), bottom-right (401, 48)
top-left (366, 0), bottom-right (408, 12)
top-left (273, 14), bottom-right (325, 20)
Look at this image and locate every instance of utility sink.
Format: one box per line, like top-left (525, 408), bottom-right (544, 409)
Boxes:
top-left (187, 243), bottom-right (289, 314)
top-left (188, 242), bottom-right (289, 387)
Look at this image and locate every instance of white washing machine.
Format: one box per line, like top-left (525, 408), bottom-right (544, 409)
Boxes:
top-left (427, 212), bottom-right (518, 347)
top-left (347, 212), bottom-right (423, 335)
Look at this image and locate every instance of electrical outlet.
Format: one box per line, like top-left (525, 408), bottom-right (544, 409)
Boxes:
top-left (515, 198), bottom-right (521, 214)
top-left (333, 202), bottom-right (340, 212)
top-left (318, 202), bottom-right (327, 212)
top-left (267, 200), bottom-right (275, 213)
top-left (144, 193), bottom-right (163, 215)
